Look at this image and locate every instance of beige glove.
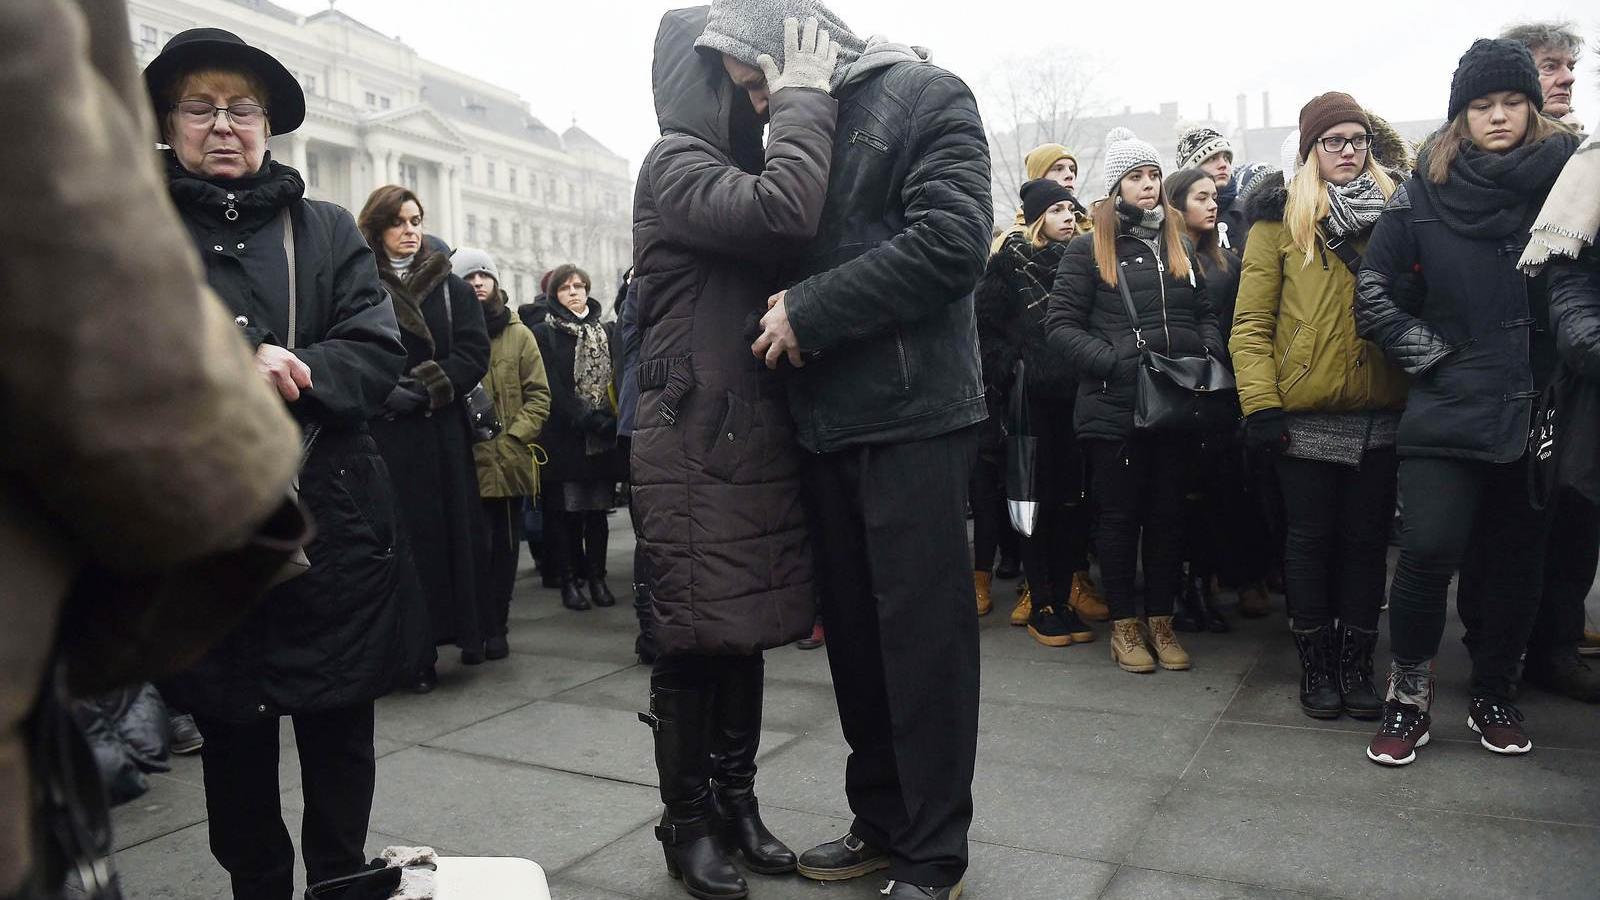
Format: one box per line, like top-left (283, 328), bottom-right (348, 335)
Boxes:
top-left (756, 16), bottom-right (842, 95)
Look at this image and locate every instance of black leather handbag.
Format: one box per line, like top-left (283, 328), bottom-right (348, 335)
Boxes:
top-left (462, 382), bottom-right (502, 443)
top-left (1113, 264), bottom-right (1235, 433)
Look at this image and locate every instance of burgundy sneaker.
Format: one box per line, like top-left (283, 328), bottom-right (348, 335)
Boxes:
top-left (1366, 701), bottom-right (1431, 766)
top-left (1467, 698), bottom-right (1532, 755)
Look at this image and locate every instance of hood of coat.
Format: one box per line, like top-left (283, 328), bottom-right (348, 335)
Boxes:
top-left (652, 6), bottom-right (764, 172)
top-left (1246, 170), bottom-right (1288, 224)
top-left (164, 149), bottom-right (305, 222)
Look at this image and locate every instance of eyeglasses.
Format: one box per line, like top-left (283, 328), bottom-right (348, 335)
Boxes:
top-left (1317, 134), bottom-right (1373, 153)
top-left (172, 99), bottom-right (266, 127)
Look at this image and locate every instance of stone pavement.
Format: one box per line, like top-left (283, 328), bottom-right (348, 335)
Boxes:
top-left (114, 518), bottom-right (1600, 899)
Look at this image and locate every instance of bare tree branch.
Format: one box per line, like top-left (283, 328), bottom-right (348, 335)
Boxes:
top-left (974, 48), bottom-right (1104, 225)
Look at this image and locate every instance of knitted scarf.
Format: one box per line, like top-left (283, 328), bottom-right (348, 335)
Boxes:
top-left (548, 301), bottom-right (613, 455)
top-left (1322, 173), bottom-right (1388, 239)
top-left (1520, 131), bottom-right (1600, 274)
top-left (1417, 131), bottom-right (1580, 240)
top-left (1115, 198), bottom-right (1166, 241)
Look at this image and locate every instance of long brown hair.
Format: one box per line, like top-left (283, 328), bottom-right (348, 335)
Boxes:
top-left (1424, 101), bottom-right (1570, 184)
top-left (1090, 196), bottom-right (1192, 289)
top-left (357, 185), bottom-right (425, 261)
top-left (1164, 168), bottom-right (1226, 271)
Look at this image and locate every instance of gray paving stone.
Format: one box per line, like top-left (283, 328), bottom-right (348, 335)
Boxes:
top-left (1133, 782), bottom-right (1600, 899)
top-left (1184, 720), bottom-right (1600, 826)
top-left (979, 653), bottom-right (1245, 722)
top-left (549, 664), bottom-right (845, 738)
top-left (428, 700), bottom-right (797, 785)
top-left (975, 701), bottom-right (1213, 781)
top-left (506, 610), bottom-right (648, 666)
top-left (1099, 866), bottom-right (1334, 899)
top-left (375, 653), bottom-right (626, 744)
top-left (961, 841), bottom-right (1114, 899)
top-left (111, 773), bottom-right (209, 851)
top-left (759, 643), bottom-right (836, 686)
top-left (546, 877), bottom-right (646, 900)
top-left (359, 746), bottom-right (663, 872)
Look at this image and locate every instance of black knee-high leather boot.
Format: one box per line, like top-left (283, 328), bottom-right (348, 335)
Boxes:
top-left (641, 679), bottom-right (747, 899)
top-left (709, 657), bottom-right (796, 875)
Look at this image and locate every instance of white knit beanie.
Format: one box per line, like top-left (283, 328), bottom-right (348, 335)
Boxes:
top-left (1279, 129), bottom-right (1303, 182)
top-left (1101, 126), bottom-right (1163, 196)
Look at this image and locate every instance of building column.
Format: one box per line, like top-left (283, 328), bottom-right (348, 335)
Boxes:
top-left (448, 165), bottom-right (465, 248)
top-left (287, 134), bottom-right (308, 175)
top-left (434, 164), bottom-right (454, 247)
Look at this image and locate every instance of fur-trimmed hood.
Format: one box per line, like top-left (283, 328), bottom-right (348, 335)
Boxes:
top-left (378, 250), bottom-right (453, 355)
top-left (1245, 170), bottom-right (1288, 224)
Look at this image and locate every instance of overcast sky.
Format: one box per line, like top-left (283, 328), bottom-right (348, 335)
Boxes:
top-left (279, 0), bottom-right (1598, 172)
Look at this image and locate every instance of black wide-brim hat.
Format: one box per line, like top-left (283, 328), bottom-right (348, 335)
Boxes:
top-left (142, 28), bottom-right (305, 134)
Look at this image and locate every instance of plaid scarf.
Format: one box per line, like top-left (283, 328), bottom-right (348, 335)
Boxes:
top-left (1322, 173), bottom-right (1387, 239)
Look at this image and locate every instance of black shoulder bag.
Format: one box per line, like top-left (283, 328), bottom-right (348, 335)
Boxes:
top-left (440, 281), bottom-right (503, 443)
top-left (1112, 259), bottom-right (1236, 433)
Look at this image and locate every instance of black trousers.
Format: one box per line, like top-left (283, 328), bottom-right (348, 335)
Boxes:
top-left (1389, 456), bottom-right (1554, 702)
top-left (1020, 395), bottom-right (1089, 608)
top-left (481, 497), bottom-right (525, 638)
top-left (969, 454), bottom-right (1012, 573)
top-left (1084, 436), bottom-right (1190, 620)
top-left (1273, 451), bottom-right (1398, 630)
top-left (194, 704), bottom-right (376, 900)
top-left (1460, 488), bottom-right (1598, 661)
top-left (542, 496), bottom-right (610, 580)
top-left (1185, 435), bottom-right (1277, 588)
top-left (804, 425), bottom-right (979, 887)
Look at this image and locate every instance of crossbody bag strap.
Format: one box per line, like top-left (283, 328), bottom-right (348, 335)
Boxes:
top-left (1113, 263), bottom-right (1146, 350)
top-left (280, 208), bottom-right (321, 454)
top-left (1318, 224), bottom-right (1363, 276)
top-left (281, 207), bottom-right (297, 351)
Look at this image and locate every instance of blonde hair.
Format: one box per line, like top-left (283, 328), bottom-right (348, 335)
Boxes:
top-left (1424, 104), bottom-right (1570, 184)
top-left (1090, 197), bottom-right (1191, 289)
top-left (1284, 151), bottom-right (1395, 267)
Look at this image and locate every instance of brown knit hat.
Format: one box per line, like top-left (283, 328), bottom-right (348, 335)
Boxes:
top-left (1297, 92), bottom-right (1371, 164)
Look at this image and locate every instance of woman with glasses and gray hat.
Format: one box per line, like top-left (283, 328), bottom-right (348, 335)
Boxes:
top-left (143, 28), bottom-right (412, 899)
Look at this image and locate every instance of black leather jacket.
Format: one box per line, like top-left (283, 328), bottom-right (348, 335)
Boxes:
top-left (779, 61), bottom-right (992, 451)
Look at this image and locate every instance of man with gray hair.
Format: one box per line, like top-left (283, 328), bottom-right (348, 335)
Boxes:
top-left (1502, 20), bottom-right (1582, 128)
top-left (698, 2), bottom-right (992, 897)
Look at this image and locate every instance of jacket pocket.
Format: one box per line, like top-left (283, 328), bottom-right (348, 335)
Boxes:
top-left (702, 392), bottom-right (754, 481)
top-left (1277, 321), bottom-right (1316, 398)
top-left (894, 330), bottom-right (911, 393)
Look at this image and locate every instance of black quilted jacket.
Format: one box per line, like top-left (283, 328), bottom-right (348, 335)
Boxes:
top-left (1044, 229), bottom-right (1224, 442)
top-left (1356, 177), bottom-right (1557, 462)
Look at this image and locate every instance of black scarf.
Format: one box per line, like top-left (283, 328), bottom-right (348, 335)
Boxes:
top-left (163, 150), bottom-right (305, 224)
top-left (1417, 132), bottom-right (1580, 239)
top-left (483, 290), bottom-right (512, 337)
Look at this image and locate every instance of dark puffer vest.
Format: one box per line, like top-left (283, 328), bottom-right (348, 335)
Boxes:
top-left (628, 7), bottom-right (823, 655)
top-left (1044, 222), bottom-right (1224, 442)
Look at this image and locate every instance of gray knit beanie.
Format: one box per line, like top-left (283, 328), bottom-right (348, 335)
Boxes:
top-left (1176, 127), bottom-right (1233, 172)
top-left (1101, 127), bottom-right (1163, 196)
top-left (696, 0), bottom-right (863, 88)
top-left (451, 246), bottom-right (498, 283)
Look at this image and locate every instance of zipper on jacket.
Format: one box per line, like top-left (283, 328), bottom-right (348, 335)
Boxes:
top-left (1138, 238), bottom-right (1173, 349)
top-left (1278, 322), bottom-right (1305, 380)
top-left (849, 130), bottom-right (890, 153)
top-left (894, 332), bottom-right (910, 392)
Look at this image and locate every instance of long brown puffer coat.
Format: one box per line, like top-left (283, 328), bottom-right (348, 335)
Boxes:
top-left (628, 6), bottom-right (831, 655)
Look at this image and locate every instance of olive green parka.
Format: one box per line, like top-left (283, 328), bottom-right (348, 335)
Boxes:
top-left (473, 301), bottom-right (551, 498)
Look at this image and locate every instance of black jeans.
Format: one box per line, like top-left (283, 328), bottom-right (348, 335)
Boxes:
top-left (1273, 450), bottom-right (1398, 630)
top-left (1019, 395), bottom-right (1089, 608)
top-left (969, 454), bottom-right (1013, 572)
top-left (543, 498), bottom-right (610, 581)
top-left (1388, 456), bottom-right (1555, 702)
top-left (1459, 488), bottom-right (1598, 662)
top-left (1084, 436), bottom-right (1190, 620)
top-left (1186, 435), bottom-right (1277, 587)
top-left (803, 425), bottom-right (979, 887)
top-left (481, 497), bottom-right (525, 638)
top-left (194, 704), bottom-right (376, 900)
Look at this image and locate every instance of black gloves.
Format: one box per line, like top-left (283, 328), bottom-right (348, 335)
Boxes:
top-left (383, 381), bottom-right (428, 416)
top-left (1245, 408), bottom-right (1291, 455)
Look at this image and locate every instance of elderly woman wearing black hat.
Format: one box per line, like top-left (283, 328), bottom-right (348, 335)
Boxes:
top-left (144, 28), bottom-right (412, 898)
top-left (1357, 38), bottom-right (1581, 767)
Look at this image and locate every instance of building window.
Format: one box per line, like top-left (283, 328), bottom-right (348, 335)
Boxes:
top-left (466, 215), bottom-right (478, 243)
top-left (490, 218), bottom-right (500, 244)
top-left (364, 91), bottom-right (376, 107)
top-left (400, 163), bottom-right (419, 190)
top-left (380, 96), bottom-right (392, 110)
top-left (306, 152), bottom-right (320, 188)
top-left (486, 161), bottom-right (496, 188)
top-left (528, 172), bottom-right (538, 197)
top-left (508, 168), bottom-right (518, 193)
top-left (301, 73), bottom-right (318, 96)
top-left (139, 25), bottom-right (158, 51)
top-left (544, 180), bottom-right (557, 204)
top-left (512, 222), bottom-right (521, 246)
top-left (533, 227), bottom-right (544, 250)
top-left (568, 184), bottom-right (577, 207)
top-left (464, 157), bottom-right (473, 183)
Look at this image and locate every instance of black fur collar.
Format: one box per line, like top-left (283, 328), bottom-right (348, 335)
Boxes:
top-left (379, 252), bottom-right (453, 354)
top-left (1245, 171), bottom-right (1288, 224)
